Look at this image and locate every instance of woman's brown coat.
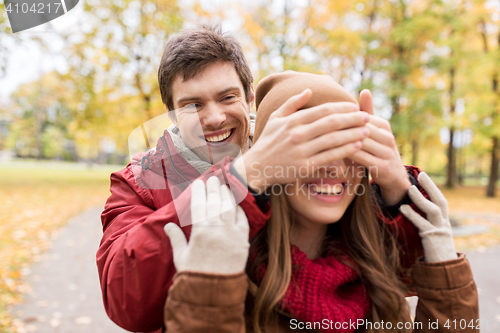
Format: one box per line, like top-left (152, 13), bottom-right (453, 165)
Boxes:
top-left (163, 253), bottom-right (478, 333)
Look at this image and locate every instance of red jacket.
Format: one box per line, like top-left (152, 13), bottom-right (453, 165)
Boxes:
top-left (97, 131), bottom-right (424, 333)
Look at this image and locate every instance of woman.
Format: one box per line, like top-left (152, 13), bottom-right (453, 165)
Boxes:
top-left (163, 72), bottom-right (478, 333)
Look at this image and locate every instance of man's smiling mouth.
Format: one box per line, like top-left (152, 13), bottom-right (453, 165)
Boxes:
top-left (204, 129), bottom-right (234, 143)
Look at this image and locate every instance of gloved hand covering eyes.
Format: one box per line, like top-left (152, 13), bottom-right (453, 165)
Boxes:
top-left (164, 176), bottom-right (250, 274)
top-left (399, 172), bottom-right (458, 263)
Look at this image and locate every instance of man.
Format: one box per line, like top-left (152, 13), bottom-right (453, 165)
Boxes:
top-left (97, 25), bottom-right (424, 333)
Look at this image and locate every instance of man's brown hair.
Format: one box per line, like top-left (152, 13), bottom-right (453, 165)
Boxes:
top-left (158, 25), bottom-right (253, 111)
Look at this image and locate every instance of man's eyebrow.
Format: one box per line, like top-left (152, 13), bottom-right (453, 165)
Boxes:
top-left (176, 96), bottom-right (200, 105)
top-left (217, 86), bottom-right (241, 96)
top-left (176, 87), bottom-right (241, 105)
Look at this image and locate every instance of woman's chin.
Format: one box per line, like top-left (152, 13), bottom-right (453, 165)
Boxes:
top-left (302, 209), bottom-right (344, 225)
top-left (287, 193), bottom-right (350, 225)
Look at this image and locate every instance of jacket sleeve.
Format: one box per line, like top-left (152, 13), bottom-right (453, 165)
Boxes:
top-left (97, 158), bottom-right (270, 332)
top-left (411, 253), bottom-right (479, 333)
top-left (164, 272), bottom-right (248, 333)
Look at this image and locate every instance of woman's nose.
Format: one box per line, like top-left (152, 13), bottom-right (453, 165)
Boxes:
top-left (325, 159), bottom-right (348, 169)
top-left (321, 159), bottom-right (352, 178)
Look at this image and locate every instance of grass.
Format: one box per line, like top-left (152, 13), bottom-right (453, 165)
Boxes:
top-left (0, 160), bottom-right (123, 332)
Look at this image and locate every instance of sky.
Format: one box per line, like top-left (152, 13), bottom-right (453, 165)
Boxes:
top-left (0, 0), bottom-right (80, 104)
top-left (1, 1), bottom-right (66, 95)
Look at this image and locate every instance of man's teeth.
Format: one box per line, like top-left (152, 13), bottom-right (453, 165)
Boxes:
top-left (310, 184), bottom-right (344, 195)
top-left (205, 130), bottom-right (231, 143)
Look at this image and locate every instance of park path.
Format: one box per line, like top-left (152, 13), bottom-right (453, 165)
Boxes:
top-left (454, 211), bottom-right (500, 224)
top-left (9, 207), bottom-right (129, 333)
top-left (466, 246), bottom-right (500, 331)
top-left (8, 207), bottom-right (500, 332)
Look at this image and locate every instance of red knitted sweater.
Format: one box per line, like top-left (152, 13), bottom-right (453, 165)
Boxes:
top-left (253, 244), bottom-right (371, 333)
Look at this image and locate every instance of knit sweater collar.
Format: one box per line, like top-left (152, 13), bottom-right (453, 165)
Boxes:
top-left (166, 113), bottom-right (256, 175)
top-left (252, 244), bottom-right (371, 333)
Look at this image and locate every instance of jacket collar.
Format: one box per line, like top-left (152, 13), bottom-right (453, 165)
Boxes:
top-left (131, 113), bottom-right (256, 192)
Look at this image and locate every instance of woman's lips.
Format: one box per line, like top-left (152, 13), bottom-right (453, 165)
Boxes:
top-left (306, 178), bottom-right (345, 184)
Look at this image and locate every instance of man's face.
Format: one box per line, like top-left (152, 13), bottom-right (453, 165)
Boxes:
top-left (170, 61), bottom-right (254, 164)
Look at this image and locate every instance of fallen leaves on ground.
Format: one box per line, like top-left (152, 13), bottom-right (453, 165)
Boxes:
top-left (441, 185), bottom-right (500, 215)
top-left (453, 219), bottom-right (500, 253)
top-left (0, 164), bottom-right (117, 332)
top-left (441, 185), bottom-right (500, 252)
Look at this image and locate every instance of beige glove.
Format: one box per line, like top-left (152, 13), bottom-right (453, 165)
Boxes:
top-left (399, 172), bottom-right (458, 263)
top-left (164, 176), bottom-right (250, 274)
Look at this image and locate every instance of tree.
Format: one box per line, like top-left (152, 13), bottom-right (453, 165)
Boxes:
top-left (241, 0), bottom-right (322, 82)
top-left (472, 0), bottom-right (500, 196)
top-left (48, 0), bottom-right (183, 159)
top-left (0, 5), bottom-right (15, 76)
top-left (5, 72), bottom-right (73, 159)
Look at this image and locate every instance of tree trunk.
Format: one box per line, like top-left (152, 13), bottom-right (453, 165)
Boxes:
top-left (34, 74), bottom-right (44, 160)
top-left (361, 6), bottom-right (378, 84)
top-left (446, 127), bottom-right (455, 188)
top-left (476, 156), bottom-right (482, 180)
top-left (481, 26), bottom-right (500, 196)
top-left (487, 136), bottom-right (499, 197)
top-left (458, 146), bottom-right (464, 185)
top-left (390, 96), bottom-right (400, 115)
top-left (411, 140), bottom-right (418, 166)
top-left (446, 65), bottom-right (456, 188)
top-left (144, 95), bottom-right (151, 119)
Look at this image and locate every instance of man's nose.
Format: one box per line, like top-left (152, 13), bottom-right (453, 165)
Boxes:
top-left (201, 102), bottom-right (226, 129)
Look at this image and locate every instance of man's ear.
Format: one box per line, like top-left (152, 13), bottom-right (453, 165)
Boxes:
top-left (166, 105), bottom-right (177, 125)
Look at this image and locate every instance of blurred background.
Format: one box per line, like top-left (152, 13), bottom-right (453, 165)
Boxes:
top-left (1, 0), bottom-right (500, 332)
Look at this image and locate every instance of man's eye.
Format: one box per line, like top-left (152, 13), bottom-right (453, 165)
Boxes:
top-left (179, 103), bottom-right (202, 114)
top-left (187, 103), bottom-right (202, 109)
top-left (222, 95), bottom-right (235, 101)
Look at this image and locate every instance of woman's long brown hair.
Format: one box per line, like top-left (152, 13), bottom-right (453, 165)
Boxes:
top-left (246, 175), bottom-right (410, 333)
